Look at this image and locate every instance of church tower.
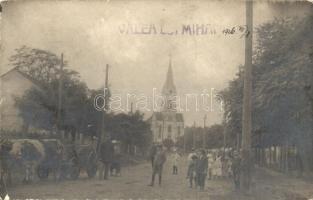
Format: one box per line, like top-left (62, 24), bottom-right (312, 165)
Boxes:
top-left (149, 55), bottom-right (184, 144)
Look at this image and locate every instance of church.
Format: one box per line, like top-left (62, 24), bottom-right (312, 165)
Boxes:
top-left (149, 58), bottom-right (184, 143)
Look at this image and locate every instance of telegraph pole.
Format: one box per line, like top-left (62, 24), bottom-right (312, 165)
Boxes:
top-left (241, 0), bottom-right (253, 191)
top-left (97, 64), bottom-right (110, 153)
top-left (57, 53), bottom-right (64, 138)
top-left (193, 121), bottom-right (196, 149)
top-left (184, 131), bottom-right (186, 152)
top-left (102, 64), bottom-right (110, 141)
top-left (203, 115), bottom-right (207, 149)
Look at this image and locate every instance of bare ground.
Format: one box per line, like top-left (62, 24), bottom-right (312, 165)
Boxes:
top-left (7, 158), bottom-right (313, 200)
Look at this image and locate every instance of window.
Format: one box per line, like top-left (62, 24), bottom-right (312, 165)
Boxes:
top-left (158, 125), bottom-right (162, 139)
top-left (177, 126), bottom-right (181, 136)
top-left (167, 101), bottom-right (172, 109)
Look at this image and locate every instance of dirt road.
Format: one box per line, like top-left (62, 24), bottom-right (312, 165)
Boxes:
top-left (7, 157), bottom-right (313, 200)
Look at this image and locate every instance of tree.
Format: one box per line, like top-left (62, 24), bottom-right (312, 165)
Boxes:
top-left (10, 46), bottom-right (68, 85)
top-left (13, 46), bottom-right (90, 135)
top-left (220, 15), bottom-right (313, 172)
top-left (104, 111), bottom-right (152, 154)
top-left (252, 15), bottom-right (313, 172)
top-left (205, 124), bottom-right (224, 149)
top-left (219, 67), bottom-right (244, 148)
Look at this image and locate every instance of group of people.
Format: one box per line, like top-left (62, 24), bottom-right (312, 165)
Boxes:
top-left (187, 148), bottom-right (242, 190)
top-left (187, 149), bottom-right (208, 190)
top-left (148, 144), bottom-right (242, 191)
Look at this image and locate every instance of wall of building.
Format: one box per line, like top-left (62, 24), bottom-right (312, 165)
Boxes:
top-left (151, 113), bottom-right (184, 143)
top-left (0, 70), bottom-right (35, 132)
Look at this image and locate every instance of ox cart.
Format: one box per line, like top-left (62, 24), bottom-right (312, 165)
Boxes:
top-left (0, 138), bottom-right (98, 184)
top-left (37, 139), bottom-right (98, 180)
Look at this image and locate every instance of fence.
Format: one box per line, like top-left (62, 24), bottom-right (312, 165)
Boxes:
top-left (254, 144), bottom-right (302, 176)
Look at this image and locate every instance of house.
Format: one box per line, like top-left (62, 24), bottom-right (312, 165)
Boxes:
top-left (0, 67), bottom-right (40, 132)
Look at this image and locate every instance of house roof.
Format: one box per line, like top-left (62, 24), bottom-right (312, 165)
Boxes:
top-left (1, 67), bottom-right (42, 87)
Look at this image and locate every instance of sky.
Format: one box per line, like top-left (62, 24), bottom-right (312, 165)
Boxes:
top-left (0, 0), bottom-right (311, 126)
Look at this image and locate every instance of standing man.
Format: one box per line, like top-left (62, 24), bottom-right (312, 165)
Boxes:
top-left (149, 143), bottom-right (157, 169)
top-left (99, 139), bottom-right (114, 180)
top-left (0, 139), bottom-right (12, 198)
top-left (195, 149), bottom-right (208, 191)
top-left (186, 148), bottom-right (196, 178)
top-left (188, 155), bottom-right (198, 188)
top-left (231, 151), bottom-right (241, 190)
top-left (148, 145), bottom-right (166, 186)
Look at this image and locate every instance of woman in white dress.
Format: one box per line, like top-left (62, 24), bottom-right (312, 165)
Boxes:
top-left (212, 155), bottom-right (222, 179)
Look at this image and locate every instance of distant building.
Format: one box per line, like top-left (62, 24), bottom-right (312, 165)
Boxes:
top-left (150, 57), bottom-right (184, 143)
top-left (0, 67), bottom-right (40, 132)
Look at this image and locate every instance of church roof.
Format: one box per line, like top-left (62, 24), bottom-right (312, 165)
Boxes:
top-left (152, 112), bottom-right (184, 122)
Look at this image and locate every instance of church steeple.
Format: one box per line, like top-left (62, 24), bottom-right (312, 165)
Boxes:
top-left (162, 54), bottom-right (177, 112)
top-left (162, 54), bottom-right (176, 95)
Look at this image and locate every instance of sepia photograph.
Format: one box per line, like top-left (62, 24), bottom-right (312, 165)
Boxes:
top-left (0, 0), bottom-right (312, 199)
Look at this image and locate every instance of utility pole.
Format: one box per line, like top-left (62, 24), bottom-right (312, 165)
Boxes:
top-left (241, 0), bottom-right (253, 191)
top-left (223, 119), bottom-right (226, 155)
top-left (203, 115), bottom-right (207, 149)
top-left (184, 131), bottom-right (186, 152)
top-left (98, 64), bottom-right (110, 152)
top-left (104, 64), bottom-right (110, 111)
top-left (57, 53), bottom-right (64, 138)
top-left (102, 64), bottom-right (110, 141)
top-left (221, 99), bottom-right (226, 155)
top-left (193, 121), bottom-right (196, 149)
top-left (162, 119), bottom-right (165, 142)
top-left (130, 102), bottom-right (133, 114)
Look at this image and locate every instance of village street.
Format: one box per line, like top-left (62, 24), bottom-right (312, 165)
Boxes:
top-left (8, 157), bottom-right (313, 200)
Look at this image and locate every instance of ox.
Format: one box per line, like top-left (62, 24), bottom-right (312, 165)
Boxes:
top-left (7, 139), bottom-right (45, 184)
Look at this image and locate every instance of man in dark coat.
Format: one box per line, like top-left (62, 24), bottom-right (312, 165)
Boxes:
top-left (0, 139), bottom-right (12, 198)
top-left (231, 151), bottom-right (241, 190)
top-left (148, 145), bottom-right (166, 186)
top-left (188, 155), bottom-right (198, 188)
top-left (195, 149), bottom-right (208, 191)
top-left (99, 139), bottom-right (114, 180)
top-left (149, 144), bottom-right (157, 168)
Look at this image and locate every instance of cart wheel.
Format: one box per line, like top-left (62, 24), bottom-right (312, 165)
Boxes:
top-left (37, 165), bottom-right (49, 180)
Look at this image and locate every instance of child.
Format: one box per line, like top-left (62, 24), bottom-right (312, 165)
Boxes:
top-left (172, 150), bottom-right (180, 175)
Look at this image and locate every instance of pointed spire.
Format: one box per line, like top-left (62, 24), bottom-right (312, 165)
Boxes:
top-left (162, 54), bottom-right (176, 95)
